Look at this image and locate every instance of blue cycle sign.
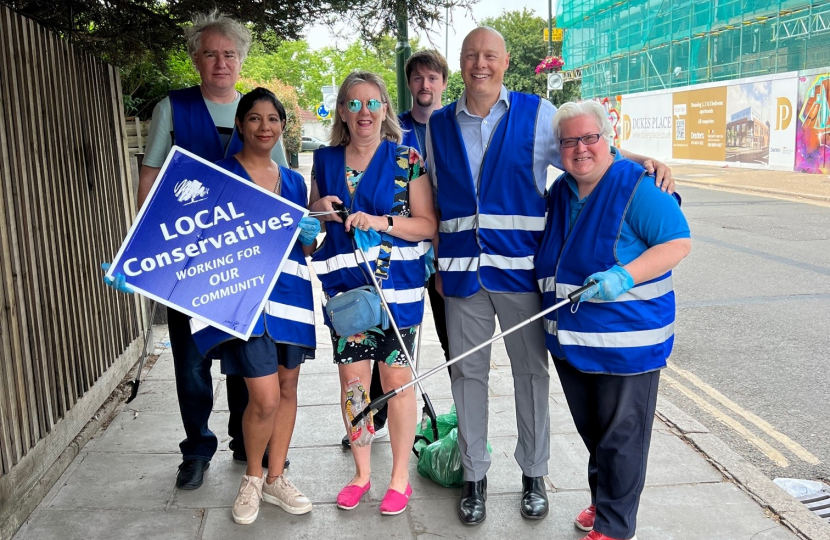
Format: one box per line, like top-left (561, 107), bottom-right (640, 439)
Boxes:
top-left (106, 147), bottom-right (307, 339)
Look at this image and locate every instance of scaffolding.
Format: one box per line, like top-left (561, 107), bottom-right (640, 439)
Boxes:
top-left (559, 0), bottom-right (830, 99)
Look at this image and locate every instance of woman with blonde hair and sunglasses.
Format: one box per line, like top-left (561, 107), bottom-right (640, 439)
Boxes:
top-left (309, 71), bottom-right (437, 515)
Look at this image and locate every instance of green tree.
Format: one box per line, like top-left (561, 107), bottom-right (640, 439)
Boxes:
top-left (3, 0), bottom-right (474, 67)
top-left (444, 71), bottom-right (465, 104)
top-left (481, 9), bottom-right (546, 97)
top-left (238, 78), bottom-right (303, 156)
top-left (480, 8), bottom-right (580, 104)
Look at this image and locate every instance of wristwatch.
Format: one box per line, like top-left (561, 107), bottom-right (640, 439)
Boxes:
top-left (384, 215), bottom-right (394, 233)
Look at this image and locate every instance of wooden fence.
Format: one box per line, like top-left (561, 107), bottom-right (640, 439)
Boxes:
top-left (0, 5), bottom-right (147, 537)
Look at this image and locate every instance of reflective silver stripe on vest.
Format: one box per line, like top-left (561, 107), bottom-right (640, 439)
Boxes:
top-left (544, 318), bottom-right (557, 335)
top-left (190, 318), bottom-right (210, 334)
top-left (437, 257), bottom-right (479, 272)
top-left (379, 286), bottom-right (424, 304)
top-left (480, 253), bottom-right (535, 271)
top-left (537, 276), bottom-right (556, 293)
top-left (551, 276), bottom-right (673, 303)
top-left (280, 259), bottom-right (311, 281)
top-left (479, 214), bottom-right (546, 231)
top-left (440, 214), bottom-right (546, 233)
top-left (311, 244), bottom-right (423, 276)
top-left (440, 215), bottom-right (477, 233)
top-left (266, 301), bottom-right (315, 325)
top-left (557, 322), bottom-right (675, 348)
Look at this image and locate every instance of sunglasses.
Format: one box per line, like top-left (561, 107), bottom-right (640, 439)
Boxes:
top-left (346, 99), bottom-right (384, 113)
top-left (559, 133), bottom-right (602, 148)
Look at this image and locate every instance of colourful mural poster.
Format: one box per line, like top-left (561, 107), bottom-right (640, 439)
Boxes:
top-left (591, 96), bottom-right (622, 147)
top-left (672, 87), bottom-right (727, 161)
top-left (795, 71), bottom-right (830, 173)
top-left (725, 82), bottom-right (771, 165)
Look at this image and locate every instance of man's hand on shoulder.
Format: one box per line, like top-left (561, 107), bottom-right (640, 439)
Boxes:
top-left (643, 159), bottom-right (674, 194)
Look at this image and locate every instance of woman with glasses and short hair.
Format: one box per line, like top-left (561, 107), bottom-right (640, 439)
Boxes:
top-left (534, 101), bottom-right (691, 540)
top-left (309, 71), bottom-right (437, 515)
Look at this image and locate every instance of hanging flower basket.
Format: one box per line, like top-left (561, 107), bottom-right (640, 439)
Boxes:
top-left (535, 55), bottom-right (564, 74)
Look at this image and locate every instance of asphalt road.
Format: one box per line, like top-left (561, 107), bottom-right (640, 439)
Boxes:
top-left (665, 183), bottom-right (830, 484)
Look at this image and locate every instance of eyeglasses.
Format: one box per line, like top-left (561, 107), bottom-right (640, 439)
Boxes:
top-left (559, 133), bottom-right (602, 148)
top-left (346, 99), bottom-right (384, 113)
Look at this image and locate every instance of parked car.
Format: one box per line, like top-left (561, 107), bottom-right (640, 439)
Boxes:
top-left (301, 136), bottom-right (327, 151)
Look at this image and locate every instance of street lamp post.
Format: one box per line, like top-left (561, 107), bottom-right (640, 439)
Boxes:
top-left (395, 2), bottom-right (412, 114)
top-left (548, 0), bottom-right (554, 55)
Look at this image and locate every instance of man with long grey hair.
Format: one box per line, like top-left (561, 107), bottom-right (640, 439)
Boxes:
top-left (137, 10), bottom-right (287, 491)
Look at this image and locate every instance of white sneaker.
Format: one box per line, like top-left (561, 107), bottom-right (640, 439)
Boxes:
top-left (374, 423), bottom-right (389, 439)
top-left (262, 475), bottom-right (313, 515)
top-left (232, 475), bottom-right (263, 524)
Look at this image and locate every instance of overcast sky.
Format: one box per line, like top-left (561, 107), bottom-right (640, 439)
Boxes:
top-left (305, 0), bottom-right (552, 72)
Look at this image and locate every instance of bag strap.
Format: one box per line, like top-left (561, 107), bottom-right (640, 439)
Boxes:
top-left (373, 145), bottom-right (415, 281)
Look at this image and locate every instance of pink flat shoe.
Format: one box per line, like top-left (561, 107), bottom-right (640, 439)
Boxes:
top-left (337, 481), bottom-right (371, 510)
top-left (379, 483), bottom-right (412, 515)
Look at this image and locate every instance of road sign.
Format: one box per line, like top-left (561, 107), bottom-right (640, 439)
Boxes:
top-left (548, 72), bottom-right (564, 90)
top-left (543, 28), bottom-right (564, 42)
top-left (322, 85), bottom-right (338, 111)
top-left (316, 103), bottom-right (331, 120)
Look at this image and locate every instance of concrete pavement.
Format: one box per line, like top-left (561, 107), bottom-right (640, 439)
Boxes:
top-left (12, 298), bottom-right (814, 540)
top-left (13, 158), bottom-right (830, 540)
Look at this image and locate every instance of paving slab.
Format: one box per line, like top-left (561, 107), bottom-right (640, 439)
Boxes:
top-left (13, 509), bottom-right (203, 540)
top-left (637, 483), bottom-right (798, 540)
top-left (92, 411), bottom-right (230, 454)
top-left (47, 453), bottom-right (179, 511)
top-left (547, 430), bottom-right (723, 491)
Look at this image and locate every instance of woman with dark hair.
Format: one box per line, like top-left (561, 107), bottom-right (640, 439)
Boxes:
top-left (309, 71), bottom-right (437, 515)
top-left (193, 87), bottom-right (320, 525)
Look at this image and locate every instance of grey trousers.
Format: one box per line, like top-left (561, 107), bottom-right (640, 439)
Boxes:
top-left (446, 289), bottom-right (550, 481)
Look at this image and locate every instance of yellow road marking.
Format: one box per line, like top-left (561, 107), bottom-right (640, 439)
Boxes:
top-left (667, 362), bottom-right (821, 465)
top-left (662, 373), bottom-right (789, 467)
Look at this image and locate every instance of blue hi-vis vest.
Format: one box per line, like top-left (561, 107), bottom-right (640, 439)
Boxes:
top-left (311, 141), bottom-right (426, 329)
top-left (430, 92), bottom-right (545, 298)
top-left (398, 111), bottom-right (422, 155)
top-left (169, 86), bottom-right (242, 161)
top-left (535, 159), bottom-right (675, 375)
top-left (189, 157), bottom-right (316, 355)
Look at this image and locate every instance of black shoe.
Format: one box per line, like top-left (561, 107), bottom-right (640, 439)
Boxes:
top-left (176, 459), bottom-right (209, 490)
top-left (231, 445), bottom-right (289, 469)
top-left (520, 474), bottom-right (549, 520)
top-left (341, 434), bottom-right (351, 448)
top-left (458, 477), bottom-right (487, 525)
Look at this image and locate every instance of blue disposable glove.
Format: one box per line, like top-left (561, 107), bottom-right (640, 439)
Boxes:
top-left (101, 262), bottom-right (134, 294)
top-left (298, 216), bottom-right (321, 246)
top-left (424, 245), bottom-right (436, 280)
top-left (581, 265), bottom-right (634, 302)
top-left (354, 227), bottom-right (381, 251)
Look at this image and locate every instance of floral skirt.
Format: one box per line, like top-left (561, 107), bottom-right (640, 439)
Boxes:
top-left (330, 326), bottom-right (416, 367)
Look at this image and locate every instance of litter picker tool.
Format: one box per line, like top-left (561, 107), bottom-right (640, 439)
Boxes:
top-left (351, 281), bottom-right (597, 427)
top-left (126, 302), bottom-right (157, 404)
top-left (332, 202), bottom-right (439, 442)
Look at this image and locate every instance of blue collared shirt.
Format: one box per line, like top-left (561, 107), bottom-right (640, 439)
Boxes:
top-left (425, 86), bottom-right (561, 196)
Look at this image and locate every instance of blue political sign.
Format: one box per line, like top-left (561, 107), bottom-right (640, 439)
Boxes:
top-left (107, 147), bottom-right (307, 340)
